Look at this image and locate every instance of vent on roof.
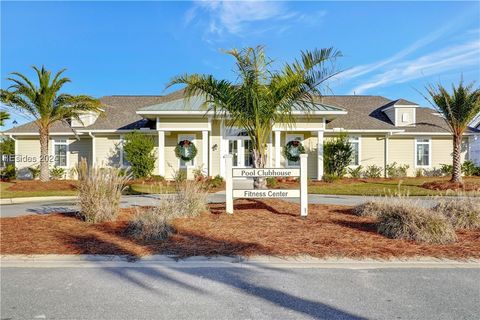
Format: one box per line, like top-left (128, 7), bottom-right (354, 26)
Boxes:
top-left (383, 99), bottom-right (418, 127)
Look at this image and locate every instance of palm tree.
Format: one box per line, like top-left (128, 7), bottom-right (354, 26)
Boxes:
top-left (0, 111), bottom-right (9, 126)
top-left (169, 46), bottom-right (341, 188)
top-left (1, 66), bottom-right (102, 181)
top-left (425, 81), bottom-right (480, 183)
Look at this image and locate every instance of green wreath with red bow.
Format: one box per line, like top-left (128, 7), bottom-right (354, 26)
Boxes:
top-left (283, 140), bottom-right (306, 162)
top-left (175, 139), bottom-right (198, 162)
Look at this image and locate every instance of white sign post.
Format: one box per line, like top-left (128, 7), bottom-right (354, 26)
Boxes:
top-left (224, 153), bottom-right (308, 217)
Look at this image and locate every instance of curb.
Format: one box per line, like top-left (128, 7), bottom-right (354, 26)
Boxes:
top-left (0, 196), bottom-right (77, 205)
top-left (2, 254), bottom-right (479, 269)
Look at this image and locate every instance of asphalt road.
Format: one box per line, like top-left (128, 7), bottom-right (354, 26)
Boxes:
top-left (0, 194), bottom-right (437, 218)
top-left (1, 265), bottom-right (479, 320)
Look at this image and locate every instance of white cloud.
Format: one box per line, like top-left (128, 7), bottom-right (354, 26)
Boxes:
top-left (350, 40), bottom-right (480, 94)
top-left (185, 1), bottom-right (325, 38)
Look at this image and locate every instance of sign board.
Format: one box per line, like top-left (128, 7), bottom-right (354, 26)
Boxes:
top-left (232, 168), bottom-right (300, 178)
top-left (233, 189), bottom-right (300, 198)
top-left (224, 154), bottom-right (308, 217)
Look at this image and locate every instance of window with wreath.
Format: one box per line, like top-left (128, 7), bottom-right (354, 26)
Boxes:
top-left (178, 134), bottom-right (196, 167)
top-left (285, 135), bottom-right (304, 167)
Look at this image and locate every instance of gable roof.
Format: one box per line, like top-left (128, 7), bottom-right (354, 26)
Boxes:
top-left (3, 89), bottom-right (479, 134)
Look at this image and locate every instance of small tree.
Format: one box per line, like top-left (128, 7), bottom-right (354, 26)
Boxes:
top-left (423, 80), bottom-right (480, 183)
top-left (0, 137), bottom-right (15, 167)
top-left (324, 134), bottom-right (353, 177)
top-left (123, 131), bottom-right (156, 179)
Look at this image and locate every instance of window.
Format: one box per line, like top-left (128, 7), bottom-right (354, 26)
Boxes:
top-left (349, 136), bottom-right (360, 166)
top-left (53, 139), bottom-right (68, 167)
top-left (416, 138), bottom-right (431, 167)
top-left (402, 113), bottom-right (409, 122)
top-left (178, 134), bottom-right (196, 167)
top-left (286, 134), bottom-right (304, 167)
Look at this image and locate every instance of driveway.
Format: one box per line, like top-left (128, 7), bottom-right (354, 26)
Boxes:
top-left (1, 262), bottom-right (479, 320)
top-left (0, 193), bottom-right (438, 218)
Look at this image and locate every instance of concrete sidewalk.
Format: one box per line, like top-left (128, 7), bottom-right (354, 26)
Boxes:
top-left (2, 254), bottom-right (479, 269)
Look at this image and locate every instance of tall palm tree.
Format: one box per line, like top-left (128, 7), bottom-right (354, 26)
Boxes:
top-left (0, 110), bottom-right (9, 126)
top-left (169, 46), bottom-right (341, 188)
top-left (0, 66), bottom-right (102, 181)
top-left (425, 81), bottom-right (480, 183)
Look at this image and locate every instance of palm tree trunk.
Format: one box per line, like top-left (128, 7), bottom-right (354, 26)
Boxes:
top-left (39, 128), bottom-right (50, 182)
top-left (451, 134), bottom-right (463, 184)
top-left (252, 149), bottom-right (267, 189)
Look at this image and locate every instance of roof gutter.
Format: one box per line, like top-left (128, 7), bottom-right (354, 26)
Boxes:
top-left (136, 110), bottom-right (348, 116)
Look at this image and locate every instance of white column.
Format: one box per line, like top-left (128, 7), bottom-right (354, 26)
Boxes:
top-left (202, 130), bottom-right (209, 176)
top-left (300, 154), bottom-right (308, 217)
top-left (384, 134), bottom-right (389, 178)
top-left (275, 130), bottom-right (281, 168)
top-left (317, 130), bottom-right (324, 180)
top-left (158, 130), bottom-right (165, 176)
top-left (224, 154), bottom-right (233, 214)
top-left (268, 132), bottom-right (273, 168)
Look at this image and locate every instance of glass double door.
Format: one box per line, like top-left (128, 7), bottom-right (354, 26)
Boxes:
top-left (228, 139), bottom-right (253, 167)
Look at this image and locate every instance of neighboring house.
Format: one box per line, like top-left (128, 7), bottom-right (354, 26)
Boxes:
top-left (3, 89), bottom-right (479, 179)
top-left (469, 114), bottom-right (480, 165)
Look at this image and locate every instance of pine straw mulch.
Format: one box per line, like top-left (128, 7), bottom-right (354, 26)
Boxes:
top-left (6, 180), bottom-right (78, 192)
top-left (1, 199), bottom-right (479, 259)
top-left (421, 180), bottom-right (480, 192)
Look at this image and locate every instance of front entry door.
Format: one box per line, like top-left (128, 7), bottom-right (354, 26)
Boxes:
top-left (228, 139), bottom-right (253, 168)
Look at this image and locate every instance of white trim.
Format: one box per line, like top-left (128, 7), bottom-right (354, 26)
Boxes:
top-left (275, 130), bottom-right (281, 168)
top-left (51, 138), bottom-right (69, 168)
top-left (325, 129), bottom-right (405, 133)
top-left (414, 137), bottom-right (432, 168)
top-left (202, 130), bottom-right (209, 176)
top-left (158, 130), bottom-right (165, 176)
top-left (219, 120), bottom-right (225, 177)
top-left (178, 133), bottom-right (197, 168)
top-left (286, 133), bottom-right (304, 168)
top-left (317, 130), bottom-right (324, 180)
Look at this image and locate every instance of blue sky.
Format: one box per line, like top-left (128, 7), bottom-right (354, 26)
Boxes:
top-left (1, 1), bottom-right (479, 129)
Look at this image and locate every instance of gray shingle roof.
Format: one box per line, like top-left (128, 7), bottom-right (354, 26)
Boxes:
top-left (4, 89), bottom-right (478, 134)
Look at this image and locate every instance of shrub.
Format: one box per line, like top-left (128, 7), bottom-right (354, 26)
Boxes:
top-left (434, 197), bottom-right (480, 230)
top-left (174, 169), bottom-right (187, 184)
top-left (123, 131), bottom-right (157, 179)
top-left (0, 137), bottom-right (15, 167)
top-left (174, 180), bottom-right (208, 217)
top-left (127, 177), bottom-right (209, 240)
top-left (440, 164), bottom-right (452, 176)
top-left (322, 173), bottom-right (339, 183)
top-left (1, 164), bottom-right (16, 180)
top-left (28, 165), bottom-right (40, 179)
top-left (127, 202), bottom-right (175, 241)
top-left (207, 175), bottom-right (224, 189)
top-left (77, 159), bottom-right (130, 223)
top-left (353, 200), bottom-right (386, 217)
top-left (376, 199), bottom-right (457, 244)
top-left (266, 177), bottom-right (277, 187)
top-left (415, 168), bottom-right (423, 177)
top-left (50, 167), bottom-right (66, 180)
top-left (347, 165), bottom-right (363, 178)
top-left (386, 162), bottom-right (409, 178)
top-left (461, 160), bottom-right (480, 176)
top-left (422, 167), bottom-right (443, 177)
top-left (324, 134), bottom-right (353, 178)
top-left (363, 165), bottom-right (383, 178)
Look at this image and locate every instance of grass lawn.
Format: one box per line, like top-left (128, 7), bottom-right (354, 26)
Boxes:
top-left (0, 181), bottom-right (78, 199)
top-left (306, 176), bottom-right (480, 196)
top-left (127, 183), bottom-right (176, 195)
top-left (1, 199), bottom-right (479, 259)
